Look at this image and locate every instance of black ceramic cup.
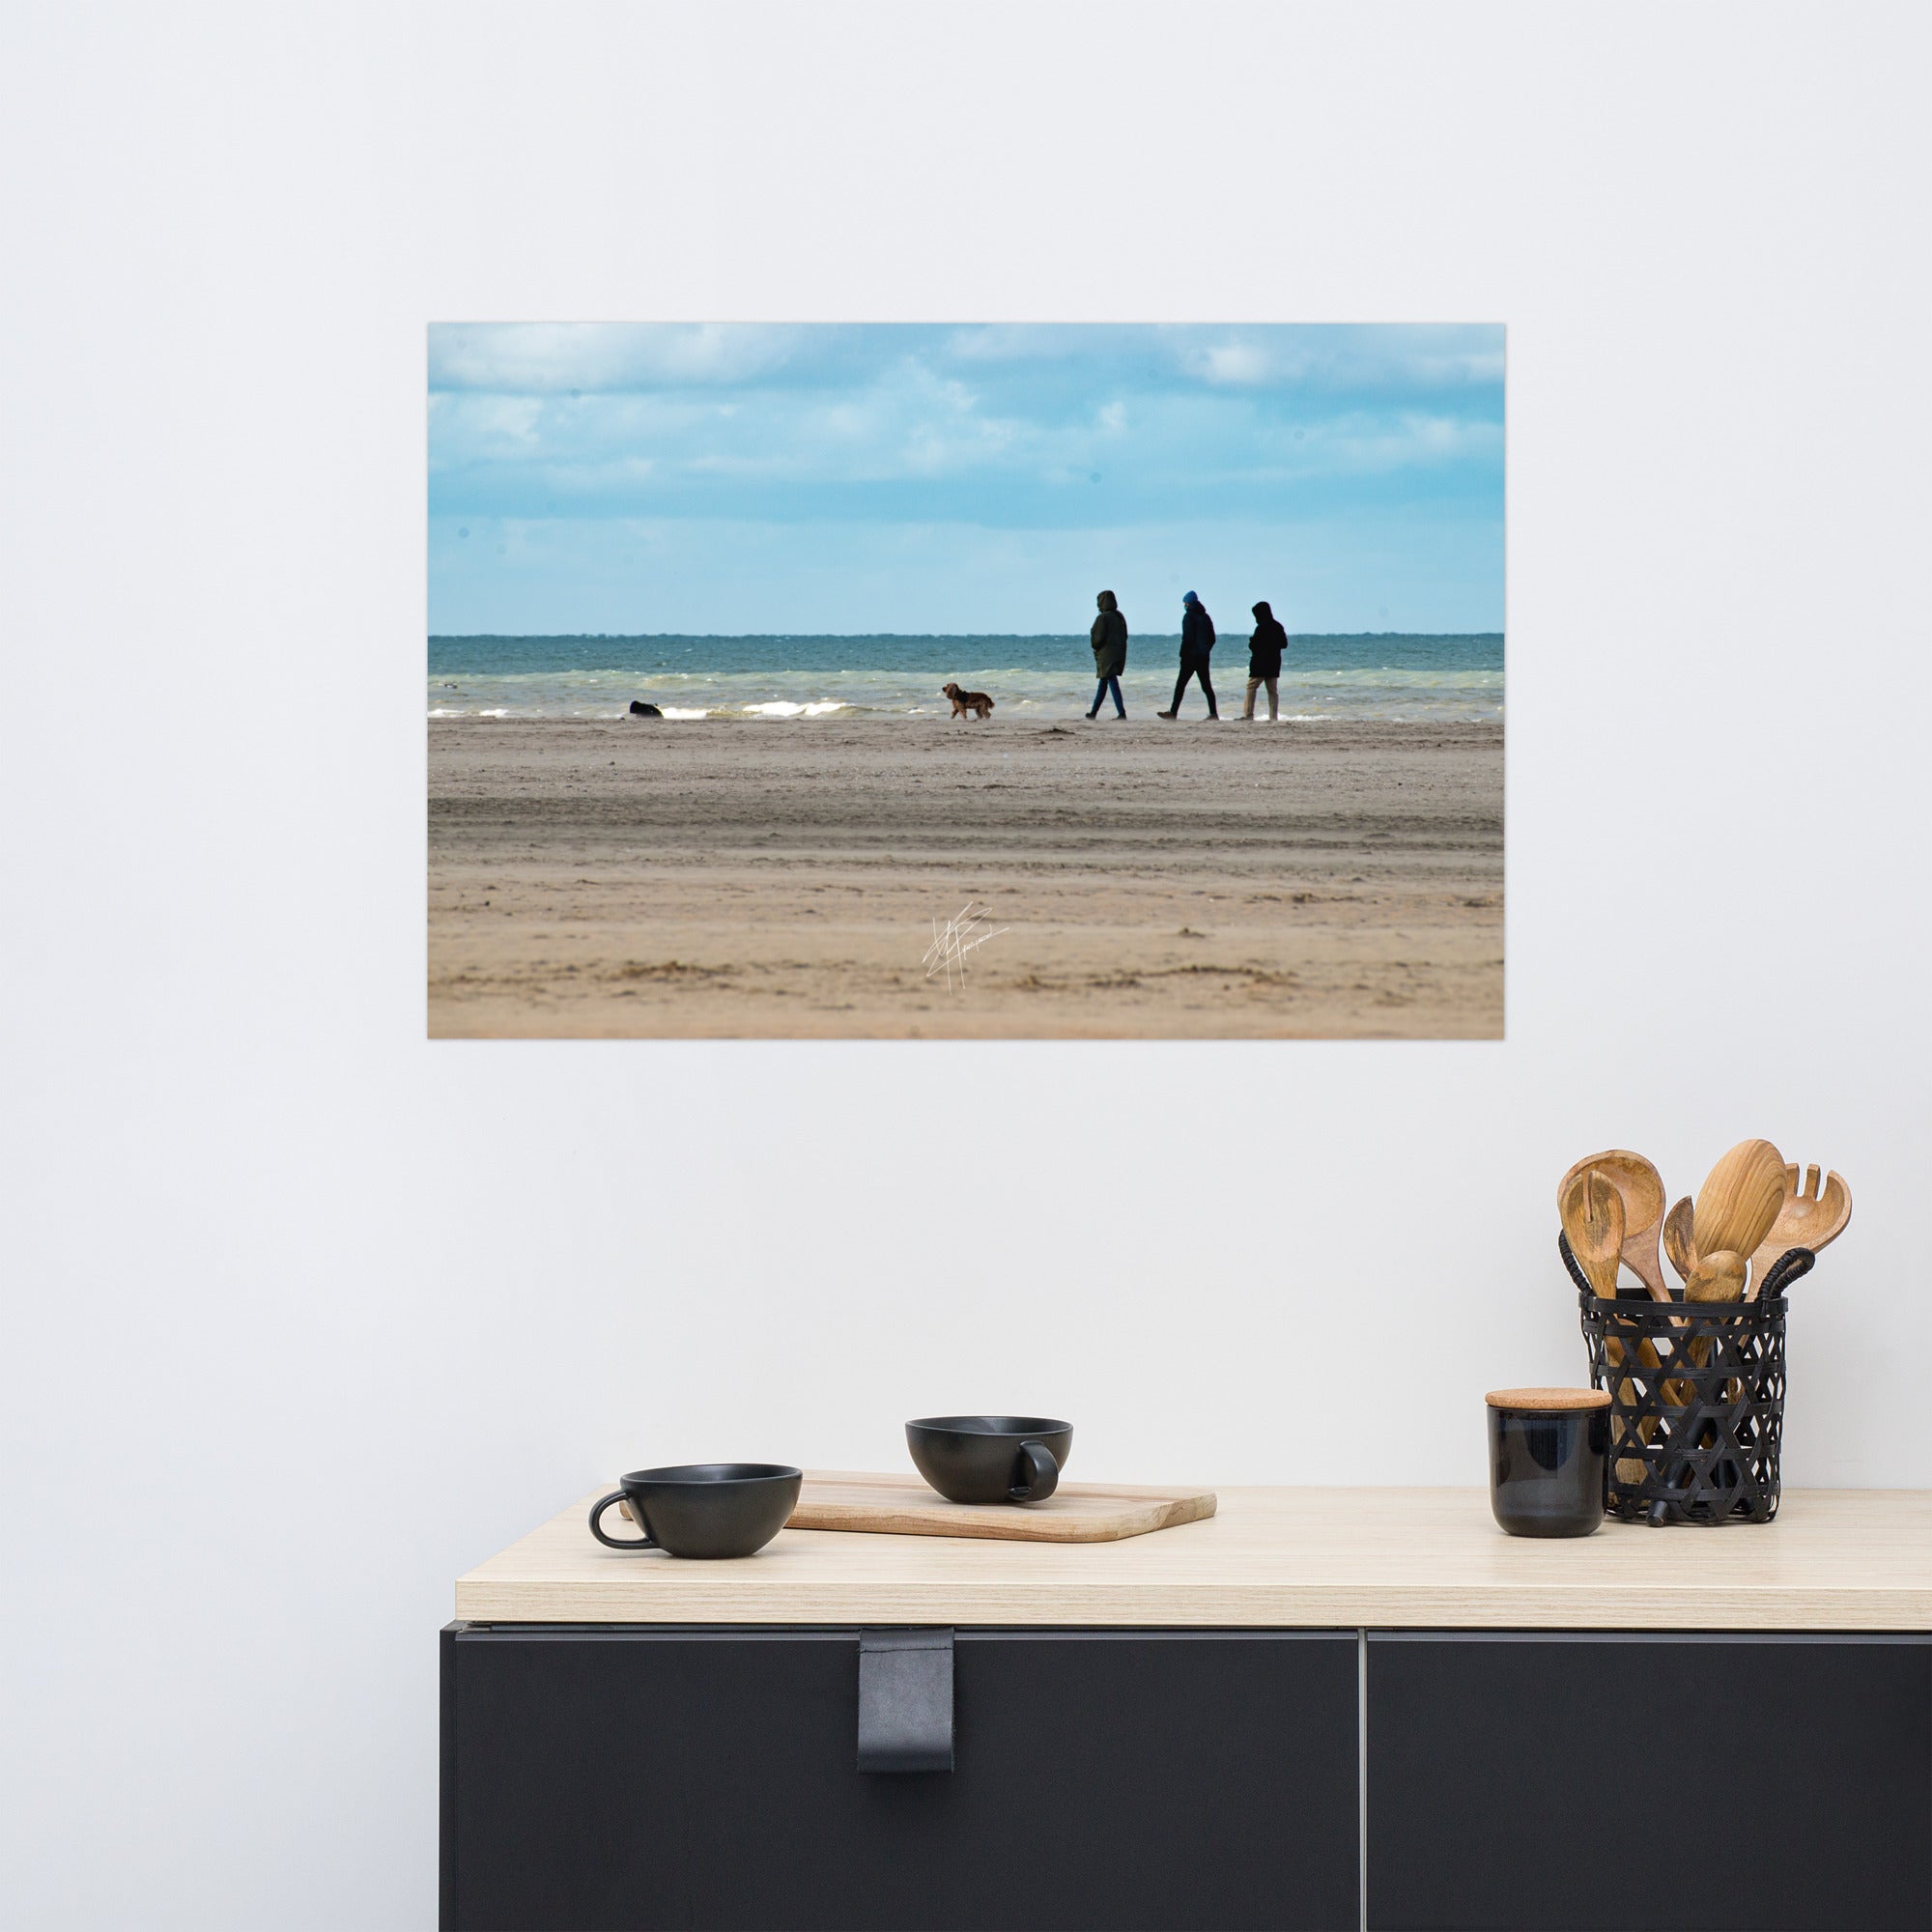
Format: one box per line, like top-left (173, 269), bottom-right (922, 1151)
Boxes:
top-left (905, 1416), bottom-right (1073, 1505)
top-left (1485, 1389), bottom-right (1608, 1538)
top-left (587, 1463), bottom-right (803, 1559)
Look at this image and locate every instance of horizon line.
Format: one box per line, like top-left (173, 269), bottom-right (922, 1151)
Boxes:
top-left (428, 628), bottom-right (1506, 641)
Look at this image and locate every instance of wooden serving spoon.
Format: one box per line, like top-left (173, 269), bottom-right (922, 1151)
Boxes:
top-left (1748, 1165), bottom-right (1852, 1299)
top-left (1557, 1151), bottom-right (1669, 1301)
top-left (1692, 1139), bottom-right (1787, 1268)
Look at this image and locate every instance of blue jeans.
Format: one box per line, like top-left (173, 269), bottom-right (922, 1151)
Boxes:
top-left (1089, 674), bottom-right (1124, 717)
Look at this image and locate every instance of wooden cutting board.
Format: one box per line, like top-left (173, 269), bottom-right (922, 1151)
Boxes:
top-left (785, 1470), bottom-right (1217, 1544)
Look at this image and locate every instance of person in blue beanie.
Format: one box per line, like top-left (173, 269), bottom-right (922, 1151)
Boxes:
top-left (1158, 590), bottom-right (1218, 720)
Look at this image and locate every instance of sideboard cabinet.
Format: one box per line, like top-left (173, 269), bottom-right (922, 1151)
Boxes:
top-left (442, 1487), bottom-right (1932, 1931)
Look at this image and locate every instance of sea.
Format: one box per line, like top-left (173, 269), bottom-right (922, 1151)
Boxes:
top-left (426, 634), bottom-right (1503, 724)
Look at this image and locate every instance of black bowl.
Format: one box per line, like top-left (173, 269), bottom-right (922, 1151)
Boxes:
top-left (906, 1416), bottom-right (1073, 1505)
top-left (588, 1462), bottom-right (803, 1558)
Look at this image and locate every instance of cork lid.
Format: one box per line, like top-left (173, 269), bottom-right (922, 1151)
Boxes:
top-left (1485, 1386), bottom-right (1611, 1411)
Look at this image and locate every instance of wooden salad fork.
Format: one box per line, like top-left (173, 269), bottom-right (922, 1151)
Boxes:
top-left (1557, 1151), bottom-right (1670, 1301)
top-left (1747, 1165), bottom-right (1852, 1299)
top-left (1559, 1166), bottom-right (1655, 1484)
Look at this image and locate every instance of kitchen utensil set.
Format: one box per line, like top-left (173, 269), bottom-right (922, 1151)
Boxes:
top-left (1560, 1140), bottom-right (1853, 1524)
top-left (1566, 1141), bottom-right (1852, 1305)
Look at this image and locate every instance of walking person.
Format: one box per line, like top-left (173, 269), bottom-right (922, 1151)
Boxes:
top-left (1243, 599), bottom-right (1288, 722)
top-left (1087, 588), bottom-right (1128, 719)
top-left (1157, 590), bottom-right (1218, 720)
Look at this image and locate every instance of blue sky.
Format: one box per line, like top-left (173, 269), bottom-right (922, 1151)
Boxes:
top-left (428, 324), bottom-right (1504, 634)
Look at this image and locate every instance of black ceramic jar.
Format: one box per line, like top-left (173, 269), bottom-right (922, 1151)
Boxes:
top-left (1485, 1388), bottom-right (1609, 1538)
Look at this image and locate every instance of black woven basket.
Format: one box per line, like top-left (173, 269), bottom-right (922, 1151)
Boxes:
top-left (1563, 1233), bottom-right (1813, 1525)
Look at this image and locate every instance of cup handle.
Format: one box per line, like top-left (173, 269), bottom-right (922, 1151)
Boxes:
top-left (588, 1491), bottom-right (657, 1550)
top-left (1009, 1440), bottom-right (1060, 1503)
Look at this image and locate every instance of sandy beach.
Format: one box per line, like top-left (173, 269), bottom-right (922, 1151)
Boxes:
top-left (428, 716), bottom-right (1503, 1038)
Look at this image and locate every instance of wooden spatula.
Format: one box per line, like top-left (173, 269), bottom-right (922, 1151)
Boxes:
top-left (1662, 1197), bottom-right (1697, 1285)
top-left (1692, 1139), bottom-right (1787, 1269)
top-left (1677, 1248), bottom-right (1749, 1406)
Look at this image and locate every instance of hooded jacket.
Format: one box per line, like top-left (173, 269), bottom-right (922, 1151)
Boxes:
top-left (1090, 591), bottom-right (1128, 677)
top-left (1248, 601), bottom-right (1288, 678)
top-left (1179, 598), bottom-right (1215, 659)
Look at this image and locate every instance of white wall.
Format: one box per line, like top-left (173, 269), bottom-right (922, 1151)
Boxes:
top-left (5, 3), bottom-right (1928, 1926)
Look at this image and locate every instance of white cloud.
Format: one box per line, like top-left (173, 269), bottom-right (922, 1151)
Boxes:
top-left (426, 392), bottom-right (545, 462)
top-left (428, 327), bottom-right (1505, 533)
top-left (1194, 342), bottom-right (1276, 386)
top-left (1169, 326), bottom-right (1502, 394)
top-left (429, 323), bottom-right (810, 393)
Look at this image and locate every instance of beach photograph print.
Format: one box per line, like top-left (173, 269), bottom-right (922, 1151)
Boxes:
top-left (429, 324), bottom-right (1503, 1039)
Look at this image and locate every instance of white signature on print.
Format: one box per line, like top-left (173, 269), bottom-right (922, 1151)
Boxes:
top-left (921, 903), bottom-right (1009, 992)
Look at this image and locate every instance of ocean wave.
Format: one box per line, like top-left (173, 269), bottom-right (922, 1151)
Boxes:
top-left (427, 661), bottom-right (1502, 724)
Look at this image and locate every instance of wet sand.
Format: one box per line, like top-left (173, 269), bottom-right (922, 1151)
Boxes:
top-left (428, 716), bottom-right (1503, 1038)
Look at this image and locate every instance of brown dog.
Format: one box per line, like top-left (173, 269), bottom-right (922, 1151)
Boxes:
top-left (942, 681), bottom-right (994, 721)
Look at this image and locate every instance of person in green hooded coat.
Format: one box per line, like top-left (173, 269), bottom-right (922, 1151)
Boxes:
top-left (1087, 589), bottom-right (1127, 719)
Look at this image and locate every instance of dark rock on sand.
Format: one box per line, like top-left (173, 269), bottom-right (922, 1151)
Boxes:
top-left (629, 700), bottom-right (664, 718)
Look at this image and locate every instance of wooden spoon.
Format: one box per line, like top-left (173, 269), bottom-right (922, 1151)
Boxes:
top-left (1662, 1196), bottom-right (1698, 1284)
top-left (1684, 1248), bottom-right (1747, 1303)
top-left (1747, 1165), bottom-right (1852, 1298)
top-left (1656, 1199), bottom-right (1702, 1404)
top-left (1692, 1139), bottom-right (1787, 1267)
top-left (1559, 1168), bottom-right (1624, 1297)
top-left (1557, 1151), bottom-right (1669, 1301)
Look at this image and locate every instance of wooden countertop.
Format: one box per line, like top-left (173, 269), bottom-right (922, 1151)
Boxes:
top-left (455, 1483), bottom-right (1932, 1631)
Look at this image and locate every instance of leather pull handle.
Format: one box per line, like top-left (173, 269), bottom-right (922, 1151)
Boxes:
top-left (857, 1629), bottom-right (953, 1774)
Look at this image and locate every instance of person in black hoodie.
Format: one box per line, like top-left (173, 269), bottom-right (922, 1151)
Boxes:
top-left (1157, 590), bottom-right (1218, 719)
top-left (1243, 600), bottom-right (1288, 721)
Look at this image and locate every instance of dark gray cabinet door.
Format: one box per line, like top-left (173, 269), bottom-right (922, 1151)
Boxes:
top-left (1366, 1632), bottom-right (1932, 1931)
top-left (442, 1625), bottom-right (1360, 1932)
